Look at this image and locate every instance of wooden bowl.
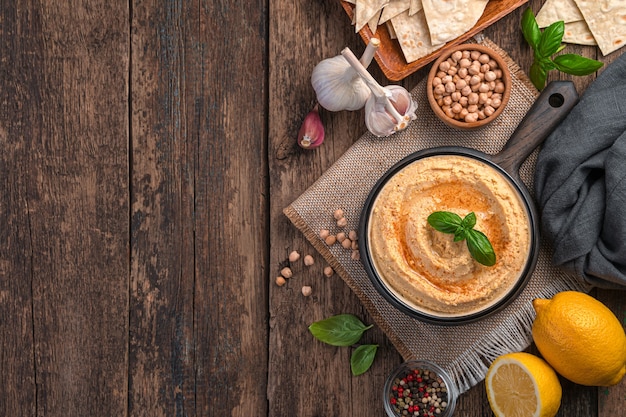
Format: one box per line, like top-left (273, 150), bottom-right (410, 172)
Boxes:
top-left (426, 44), bottom-right (511, 130)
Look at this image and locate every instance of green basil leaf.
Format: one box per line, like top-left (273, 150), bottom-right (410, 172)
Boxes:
top-left (308, 314), bottom-right (373, 347)
top-left (553, 53), bottom-right (604, 76)
top-left (350, 344), bottom-right (378, 376)
top-left (529, 60), bottom-right (548, 90)
top-left (521, 8), bottom-right (541, 49)
top-left (466, 229), bottom-right (496, 266)
top-left (462, 212), bottom-right (477, 229)
top-left (453, 228), bottom-right (467, 242)
top-left (427, 211), bottom-right (463, 234)
top-left (538, 20), bottom-right (564, 58)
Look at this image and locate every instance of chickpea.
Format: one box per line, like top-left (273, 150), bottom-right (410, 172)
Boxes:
top-left (333, 209), bottom-right (344, 220)
top-left (477, 110), bottom-right (486, 120)
top-left (443, 96), bottom-right (453, 106)
top-left (281, 267), bottom-right (293, 279)
top-left (468, 64), bottom-right (481, 76)
top-left (491, 98), bottom-right (502, 108)
top-left (467, 104), bottom-right (478, 113)
top-left (461, 50), bottom-right (471, 59)
top-left (480, 63), bottom-right (490, 73)
top-left (432, 77), bottom-right (442, 87)
top-left (289, 251), bottom-right (301, 262)
top-left (468, 92), bottom-right (479, 105)
top-left (301, 286), bottom-right (312, 297)
top-left (351, 250), bottom-right (360, 260)
top-left (451, 50), bottom-right (463, 62)
top-left (494, 81), bottom-right (505, 94)
top-left (441, 75), bottom-right (453, 84)
top-left (478, 53), bottom-right (490, 64)
top-left (484, 105), bottom-right (495, 117)
top-left (458, 67), bottom-right (468, 78)
top-left (341, 238), bottom-right (352, 249)
top-left (320, 229), bottom-right (330, 239)
top-left (348, 230), bottom-right (358, 241)
top-left (461, 85), bottom-right (472, 96)
top-left (434, 83), bottom-right (446, 96)
top-left (470, 50), bottom-right (481, 60)
top-left (484, 71), bottom-right (497, 82)
top-left (479, 83), bottom-right (490, 93)
top-left (304, 255), bottom-right (314, 266)
top-left (459, 96), bottom-right (468, 107)
top-left (455, 79), bottom-right (467, 90)
top-left (447, 66), bottom-right (458, 76)
top-left (436, 70), bottom-right (447, 78)
top-left (465, 112), bottom-right (479, 123)
top-left (459, 108), bottom-right (469, 119)
top-left (336, 217), bottom-right (347, 228)
top-left (439, 61), bottom-right (451, 72)
top-left (451, 103), bottom-right (462, 114)
top-left (488, 59), bottom-right (499, 69)
top-left (445, 81), bottom-right (456, 94)
top-left (478, 92), bottom-right (489, 104)
top-left (459, 58), bottom-right (471, 68)
top-left (451, 91), bottom-right (461, 102)
top-left (336, 232), bottom-right (346, 243)
top-left (469, 74), bottom-right (481, 85)
top-left (443, 105), bottom-right (454, 118)
top-left (323, 266), bottom-right (334, 277)
top-left (275, 276), bottom-right (286, 286)
top-left (325, 234), bottom-right (337, 245)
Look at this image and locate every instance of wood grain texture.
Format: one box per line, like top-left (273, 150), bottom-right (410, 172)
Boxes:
top-left (129, 0), bottom-right (268, 416)
top-left (0, 1), bottom-right (129, 415)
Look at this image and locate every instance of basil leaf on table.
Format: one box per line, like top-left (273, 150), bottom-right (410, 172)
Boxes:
top-left (520, 7), bottom-right (603, 90)
top-left (350, 344), bottom-right (378, 376)
top-left (537, 20), bottom-right (565, 58)
top-left (521, 7), bottom-right (541, 49)
top-left (553, 54), bottom-right (604, 76)
top-left (308, 314), bottom-right (373, 347)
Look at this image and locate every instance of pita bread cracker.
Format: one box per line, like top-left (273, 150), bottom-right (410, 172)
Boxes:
top-left (409, 0), bottom-right (423, 16)
top-left (368, 9), bottom-right (383, 33)
top-left (379, 0), bottom-right (411, 24)
top-left (390, 9), bottom-right (444, 63)
top-left (574, 0), bottom-right (626, 55)
top-left (536, 0), bottom-right (584, 28)
top-left (421, 0), bottom-right (489, 44)
top-left (563, 20), bottom-right (598, 45)
top-left (355, 0), bottom-right (389, 32)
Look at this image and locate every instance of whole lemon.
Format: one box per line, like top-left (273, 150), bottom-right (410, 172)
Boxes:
top-left (532, 291), bottom-right (626, 386)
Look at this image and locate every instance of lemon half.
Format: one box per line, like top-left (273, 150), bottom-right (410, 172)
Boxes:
top-left (486, 352), bottom-right (562, 417)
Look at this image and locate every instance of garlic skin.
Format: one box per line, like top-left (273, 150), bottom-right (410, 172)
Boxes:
top-left (297, 104), bottom-right (325, 149)
top-left (364, 85), bottom-right (417, 137)
top-left (311, 56), bottom-right (370, 112)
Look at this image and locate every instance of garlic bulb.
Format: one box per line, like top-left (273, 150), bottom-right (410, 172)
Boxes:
top-left (340, 47), bottom-right (417, 137)
top-left (311, 38), bottom-right (380, 112)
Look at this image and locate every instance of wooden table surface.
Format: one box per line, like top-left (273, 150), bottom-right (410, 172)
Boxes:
top-left (1, 0), bottom-right (625, 415)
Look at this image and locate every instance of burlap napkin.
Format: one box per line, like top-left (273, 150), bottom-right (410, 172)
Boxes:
top-left (284, 36), bottom-right (591, 394)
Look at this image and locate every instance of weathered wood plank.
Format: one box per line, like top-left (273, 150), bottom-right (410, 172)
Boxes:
top-left (0, 1), bottom-right (129, 416)
top-left (129, 0), bottom-right (269, 416)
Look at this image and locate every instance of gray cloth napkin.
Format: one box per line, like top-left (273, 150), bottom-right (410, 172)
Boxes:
top-left (534, 53), bottom-right (626, 288)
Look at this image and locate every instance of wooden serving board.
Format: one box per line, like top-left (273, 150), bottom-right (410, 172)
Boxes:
top-left (341, 0), bottom-right (529, 81)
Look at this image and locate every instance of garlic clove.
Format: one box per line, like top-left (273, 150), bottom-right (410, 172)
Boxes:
top-left (297, 104), bottom-right (325, 149)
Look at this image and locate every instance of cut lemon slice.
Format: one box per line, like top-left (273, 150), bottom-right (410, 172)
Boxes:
top-left (486, 352), bottom-right (562, 417)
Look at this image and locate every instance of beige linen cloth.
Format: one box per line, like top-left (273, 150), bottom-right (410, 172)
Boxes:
top-left (284, 37), bottom-right (590, 394)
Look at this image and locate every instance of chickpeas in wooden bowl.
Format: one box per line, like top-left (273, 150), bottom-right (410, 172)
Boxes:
top-left (426, 44), bottom-right (511, 130)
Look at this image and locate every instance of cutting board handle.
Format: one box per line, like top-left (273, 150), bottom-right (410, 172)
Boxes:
top-left (492, 81), bottom-right (579, 178)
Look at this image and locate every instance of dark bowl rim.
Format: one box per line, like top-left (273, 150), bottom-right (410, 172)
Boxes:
top-left (358, 147), bottom-right (540, 325)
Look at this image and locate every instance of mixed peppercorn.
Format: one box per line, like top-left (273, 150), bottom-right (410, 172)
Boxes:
top-left (388, 367), bottom-right (449, 416)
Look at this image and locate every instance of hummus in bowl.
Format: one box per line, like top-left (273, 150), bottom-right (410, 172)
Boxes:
top-left (361, 151), bottom-right (537, 324)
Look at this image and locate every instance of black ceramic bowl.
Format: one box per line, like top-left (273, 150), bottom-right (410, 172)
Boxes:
top-left (358, 82), bottom-right (579, 325)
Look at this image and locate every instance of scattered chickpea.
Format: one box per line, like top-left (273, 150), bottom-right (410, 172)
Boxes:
top-left (336, 217), bottom-right (348, 228)
top-left (323, 266), bottom-right (334, 277)
top-left (319, 229), bottom-right (330, 239)
top-left (301, 285), bottom-right (312, 297)
top-left (351, 250), bottom-right (360, 260)
top-left (348, 230), bottom-right (358, 241)
top-left (303, 255), bottom-right (315, 266)
top-left (333, 209), bottom-right (344, 220)
top-left (280, 267), bottom-right (293, 279)
top-left (325, 234), bottom-right (337, 246)
top-left (341, 238), bottom-right (352, 249)
top-left (289, 250), bottom-right (300, 263)
top-left (275, 276), bottom-right (286, 286)
top-left (336, 232), bottom-right (346, 243)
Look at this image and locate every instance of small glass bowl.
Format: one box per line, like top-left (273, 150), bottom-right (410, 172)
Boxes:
top-left (383, 360), bottom-right (458, 417)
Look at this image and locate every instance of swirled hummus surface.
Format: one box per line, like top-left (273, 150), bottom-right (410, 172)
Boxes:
top-left (368, 155), bottom-right (531, 316)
